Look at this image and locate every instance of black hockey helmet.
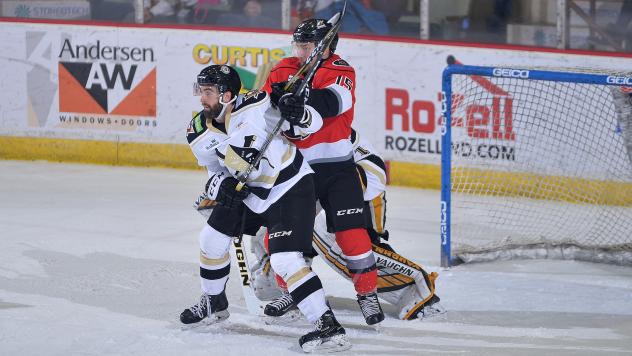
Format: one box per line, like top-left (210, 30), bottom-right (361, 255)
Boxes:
top-left (293, 18), bottom-right (338, 53)
top-left (197, 65), bottom-right (241, 99)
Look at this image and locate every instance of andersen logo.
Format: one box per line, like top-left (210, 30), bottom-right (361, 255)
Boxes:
top-left (58, 39), bottom-right (156, 117)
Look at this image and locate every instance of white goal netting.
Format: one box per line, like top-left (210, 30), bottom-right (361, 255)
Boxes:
top-left (447, 68), bottom-right (632, 265)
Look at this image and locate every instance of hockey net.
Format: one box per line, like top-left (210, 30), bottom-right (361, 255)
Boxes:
top-left (441, 65), bottom-right (632, 266)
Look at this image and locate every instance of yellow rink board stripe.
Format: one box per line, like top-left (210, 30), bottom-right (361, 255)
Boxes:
top-left (387, 161), bottom-right (632, 206)
top-left (0, 136), bottom-right (199, 169)
top-left (450, 167), bottom-right (632, 207)
top-left (388, 161), bottom-right (441, 189)
top-left (2, 135), bottom-right (631, 206)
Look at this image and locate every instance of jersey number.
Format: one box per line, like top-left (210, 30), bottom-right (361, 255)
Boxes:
top-left (335, 76), bottom-right (353, 91)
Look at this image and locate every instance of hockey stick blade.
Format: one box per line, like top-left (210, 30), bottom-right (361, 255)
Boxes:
top-left (233, 237), bottom-right (264, 315)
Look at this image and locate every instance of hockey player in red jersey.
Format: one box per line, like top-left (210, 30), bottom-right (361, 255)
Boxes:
top-left (261, 18), bottom-right (384, 325)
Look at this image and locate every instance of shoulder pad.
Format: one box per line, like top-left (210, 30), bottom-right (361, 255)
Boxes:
top-left (321, 56), bottom-right (354, 74)
top-left (279, 57), bottom-right (301, 67)
top-left (332, 59), bottom-right (350, 67)
top-left (233, 90), bottom-right (268, 112)
top-left (272, 58), bottom-right (301, 72)
top-left (186, 112), bottom-right (207, 144)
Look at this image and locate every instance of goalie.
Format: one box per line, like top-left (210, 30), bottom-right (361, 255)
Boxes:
top-left (250, 129), bottom-right (445, 321)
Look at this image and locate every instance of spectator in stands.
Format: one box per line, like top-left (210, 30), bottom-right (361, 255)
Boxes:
top-left (608, 0), bottom-right (632, 50)
top-left (371, 0), bottom-right (406, 24)
top-left (216, 0), bottom-right (278, 28)
top-left (465, 0), bottom-right (519, 44)
top-left (371, 0), bottom-right (407, 36)
top-left (90, 0), bottom-right (135, 22)
top-left (188, 0), bottom-right (231, 25)
top-left (292, 0), bottom-right (323, 28)
top-left (314, 0), bottom-right (389, 35)
top-left (143, 0), bottom-right (179, 23)
top-left (486, 0), bottom-right (513, 38)
top-left (615, 0), bottom-right (632, 29)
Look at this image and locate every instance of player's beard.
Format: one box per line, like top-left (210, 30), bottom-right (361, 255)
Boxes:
top-left (203, 103), bottom-right (223, 122)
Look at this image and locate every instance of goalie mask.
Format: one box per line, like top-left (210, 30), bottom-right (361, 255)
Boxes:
top-left (293, 18), bottom-right (339, 53)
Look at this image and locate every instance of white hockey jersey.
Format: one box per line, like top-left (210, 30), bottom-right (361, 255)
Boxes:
top-left (187, 90), bottom-right (322, 213)
top-left (350, 129), bottom-right (387, 201)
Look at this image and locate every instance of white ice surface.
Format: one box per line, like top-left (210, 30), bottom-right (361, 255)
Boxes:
top-left (1, 160), bottom-right (631, 355)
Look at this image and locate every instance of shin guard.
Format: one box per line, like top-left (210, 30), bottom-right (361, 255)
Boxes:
top-left (335, 228), bottom-right (377, 295)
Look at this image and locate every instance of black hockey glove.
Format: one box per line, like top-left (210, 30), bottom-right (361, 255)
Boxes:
top-left (278, 93), bottom-right (308, 127)
top-left (206, 176), bottom-right (250, 209)
top-left (270, 81), bottom-right (288, 107)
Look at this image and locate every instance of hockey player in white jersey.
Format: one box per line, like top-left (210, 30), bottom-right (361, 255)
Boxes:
top-left (180, 64), bottom-right (350, 352)
top-left (251, 128), bottom-right (445, 321)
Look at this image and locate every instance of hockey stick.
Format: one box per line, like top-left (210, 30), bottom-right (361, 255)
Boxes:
top-left (231, 60), bottom-right (286, 316)
top-left (230, 4), bottom-right (347, 316)
top-left (234, 1), bottom-right (347, 190)
top-left (232, 209), bottom-right (263, 315)
top-left (253, 61), bottom-right (277, 90)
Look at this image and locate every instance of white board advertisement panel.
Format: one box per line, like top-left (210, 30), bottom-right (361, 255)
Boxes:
top-left (1, 21), bottom-right (631, 174)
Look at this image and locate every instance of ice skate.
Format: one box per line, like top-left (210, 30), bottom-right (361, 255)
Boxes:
top-left (299, 310), bottom-right (351, 353)
top-left (180, 291), bottom-right (229, 327)
top-left (356, 292), bottom-right (384, 325)
top-left (263, 291), bottom-right (301, 324)
top-left (415, 295), bottom-right (447, 320)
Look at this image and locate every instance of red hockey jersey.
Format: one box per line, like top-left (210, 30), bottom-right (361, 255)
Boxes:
top-left (262, 54), bottom-right (356, 164)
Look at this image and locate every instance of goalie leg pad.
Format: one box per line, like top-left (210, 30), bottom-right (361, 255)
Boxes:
top-left (270, 252), bottom-right (328, 323)
top-left (275, 273), bottom-right (287, 290)
top-left (250, 257), bottom-right (284, 300)
top-left (312, 210), bottom-right (441, 319)
top-left (249, 231), bottom-right (287, 300)
top-left (371, 244), bottom-right (441, 320)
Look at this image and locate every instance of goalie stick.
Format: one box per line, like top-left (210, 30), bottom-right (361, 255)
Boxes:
top-left (232, 232), bottom-right (263, 315)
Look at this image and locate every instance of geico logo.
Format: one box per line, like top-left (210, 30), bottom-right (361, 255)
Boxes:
top-left (492, 68), bottom-right (529, 78)
top-left (269, 230), bottom-right (292, 238)
top-left (607, 76), bottom-right (632, 85)
top-left (336, 208), bottom-right (364, 216)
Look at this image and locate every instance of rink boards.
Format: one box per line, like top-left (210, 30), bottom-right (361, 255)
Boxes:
top-left (1, 19), bottom-right (632, 188)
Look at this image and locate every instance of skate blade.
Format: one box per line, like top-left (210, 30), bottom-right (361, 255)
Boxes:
top-left (262, 309), bottom-right (302, 325)
top-left (370, 323), bottom-right (382, 333)
top-left (209, 310), bottom-right (231, 323)
top-left (301, 334), bottom-right (352, 353)
top-left (418, 303), bottom-right (447, 321)
top-left (180, 310), bottom-right (230, 331)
